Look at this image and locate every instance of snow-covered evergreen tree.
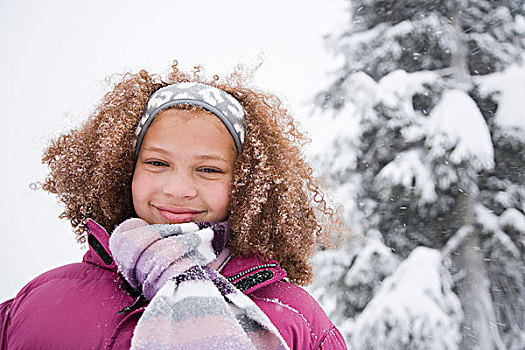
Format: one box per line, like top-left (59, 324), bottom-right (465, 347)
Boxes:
top-left (311, 1), bottom-right (525, 349)
top-left (349, 247), bottom-right (463, 350)
top-left (312, 230), bottom-right (399, 333)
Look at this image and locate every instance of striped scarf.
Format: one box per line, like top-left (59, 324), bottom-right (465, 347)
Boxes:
top-left (109, 218), bottom-right (289, 350)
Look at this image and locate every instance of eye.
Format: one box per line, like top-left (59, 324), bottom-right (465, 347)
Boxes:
top-left (145, 160), bottom-right (168, 167)
top-left (198, 167), bottom-right (222, 174)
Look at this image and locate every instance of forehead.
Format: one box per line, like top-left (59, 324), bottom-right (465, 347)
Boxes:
top-left (144, 108), bottom-right (236, 153)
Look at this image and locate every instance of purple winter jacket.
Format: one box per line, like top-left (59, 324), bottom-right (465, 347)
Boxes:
top-left (0, 220), bottom-right (347, 349)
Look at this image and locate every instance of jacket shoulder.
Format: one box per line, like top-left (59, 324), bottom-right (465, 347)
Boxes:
top-left (12, 259), bottom-right (117, 299)
top-left (250, 280), bottom-right (347, 349)
top-left (2, 260), bottom-right (135, 350)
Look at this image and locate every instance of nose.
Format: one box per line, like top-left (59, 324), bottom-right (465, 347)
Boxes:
top-left (161, 170), bottom-right (198, 199)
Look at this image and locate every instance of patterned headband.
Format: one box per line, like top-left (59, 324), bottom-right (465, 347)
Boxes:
top-left (134, 82), bottom-right (246, 160)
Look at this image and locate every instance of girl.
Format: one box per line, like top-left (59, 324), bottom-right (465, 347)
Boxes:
top-left (0, 62), bottom-right (347, 349)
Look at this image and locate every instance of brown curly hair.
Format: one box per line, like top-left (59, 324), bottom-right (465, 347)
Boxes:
top-left (41, 61), bottom-right (342, 285)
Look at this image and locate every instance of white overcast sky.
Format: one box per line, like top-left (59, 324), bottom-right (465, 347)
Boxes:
top-left (0, 0), bottom-right (348, 300)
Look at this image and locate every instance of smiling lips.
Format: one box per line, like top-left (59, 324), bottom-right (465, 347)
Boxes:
top-left (154, 206), bottom-right (204, 223)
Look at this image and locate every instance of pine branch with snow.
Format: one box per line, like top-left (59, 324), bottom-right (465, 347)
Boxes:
top-left (310, 0), bottom-right (525, 348)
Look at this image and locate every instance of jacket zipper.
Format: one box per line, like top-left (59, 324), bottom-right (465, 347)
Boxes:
top-left (116, 295), bottom-right (147, 314)
top-left (226, 263), bottom-right (278, 282)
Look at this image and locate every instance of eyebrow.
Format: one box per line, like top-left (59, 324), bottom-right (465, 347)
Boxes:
top-left (141, 146), bottom-right (170, 155)
top-left (141, 146), bottom-right (231, 163)
top-left (194, 154), bottom-right (230, 162)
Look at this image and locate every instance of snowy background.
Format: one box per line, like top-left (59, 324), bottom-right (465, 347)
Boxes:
top-left (0, 0), bottom-right (347, 300)
top-left (307, 1), bottom-right (525, 348)
top-left (2, 1), bottom-right (525, 349)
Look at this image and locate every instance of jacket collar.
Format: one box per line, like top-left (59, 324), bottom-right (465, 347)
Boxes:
top-left (83, 218), bottom-right (117, 271)
top-left (83, 219), bottom-right (287, 294)
top-left (221, 254), bottom-right (287, 294)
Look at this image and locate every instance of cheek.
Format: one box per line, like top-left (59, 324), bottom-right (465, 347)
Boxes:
top-left (202, 177), bottom-right (232, 215)
top-left (218, 183), bottom-right (232, 207)
top-left (212, 179), bottom-right (233, 212)
top-left (131, 172), bottom-right (151, 209)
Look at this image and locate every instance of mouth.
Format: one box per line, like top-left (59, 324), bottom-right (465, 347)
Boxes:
top-left (153, 205), bottom-right (205, 224)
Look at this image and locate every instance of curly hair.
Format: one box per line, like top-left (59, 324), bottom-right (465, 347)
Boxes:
top-left (41, 61), bottom-right (342, 285)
